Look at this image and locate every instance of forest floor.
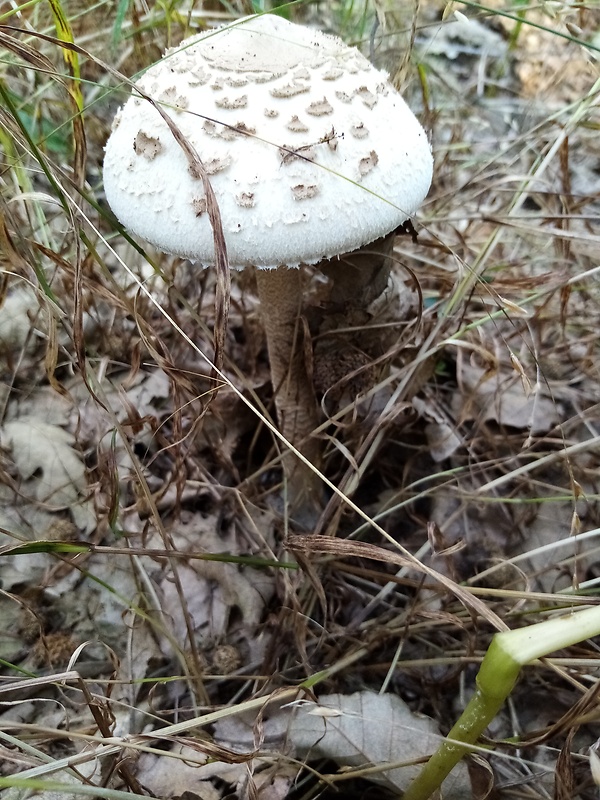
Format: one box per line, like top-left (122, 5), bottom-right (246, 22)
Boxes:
top-left (1, 1), bottom-right (600, 798)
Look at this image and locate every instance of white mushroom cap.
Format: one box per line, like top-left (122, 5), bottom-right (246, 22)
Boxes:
top-left (103, 14), bottom-right (433, 269)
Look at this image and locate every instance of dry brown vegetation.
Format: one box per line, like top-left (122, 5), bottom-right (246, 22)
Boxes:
top-left (1, 1), bottom-right (599, 798)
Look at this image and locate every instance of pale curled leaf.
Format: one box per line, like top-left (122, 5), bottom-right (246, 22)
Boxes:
top-left (454, 361), bottom-right (558, 433)
top-left (412, 396), bottom-right (462, 461)
top-left (1, 417), bottom-right (86, 509)
top-left (284, 692), bottom-right (471, 797)
top-left (425, 421), bottom-right (463, 462)
top-left (216, 691), bottom-right (471, 798)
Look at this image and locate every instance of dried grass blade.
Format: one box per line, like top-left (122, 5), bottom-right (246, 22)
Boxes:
top-left (46, 0), bottom-right (86, 189)
top-left (288, 535), bottom-right (507, 631)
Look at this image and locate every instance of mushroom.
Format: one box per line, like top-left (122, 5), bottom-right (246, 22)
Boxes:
top-left (103, 14), bottom-right (433, 524)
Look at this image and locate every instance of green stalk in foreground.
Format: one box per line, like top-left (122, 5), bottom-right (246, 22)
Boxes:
top-left (402, 605), bottom-right (600, 800)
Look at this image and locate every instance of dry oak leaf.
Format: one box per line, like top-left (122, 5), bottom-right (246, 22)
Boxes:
top-left (1, 417), bottom-right (90, 517)
top-left (455, 361), bottom-right (559, 433)
top-left (216, 691), bottom-right (472, 798)
top-left (284, 692), bottom-right (471, 797)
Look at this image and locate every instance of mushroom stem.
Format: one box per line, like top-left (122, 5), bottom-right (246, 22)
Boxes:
top-left (255, 266), bottom-right (323, 523)
top-left (317, 231), bottom-right (396, 313)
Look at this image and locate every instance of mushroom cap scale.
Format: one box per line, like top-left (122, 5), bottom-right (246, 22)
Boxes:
top-left (103, 14), bottom-right (433, 269)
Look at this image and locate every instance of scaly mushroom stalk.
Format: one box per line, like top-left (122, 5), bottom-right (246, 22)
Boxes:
top-left (317, 231), bottom-right (396, 313)
top-left (255, 267), bottom-right (322, 519)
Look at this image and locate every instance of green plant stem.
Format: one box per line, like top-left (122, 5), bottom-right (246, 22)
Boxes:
top-left (403, 606), bottom-right (600, 800)
top-left (402, 637), bottom-right (520, 800)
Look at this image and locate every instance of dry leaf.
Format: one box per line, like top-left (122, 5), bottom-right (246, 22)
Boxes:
top-left (0, 285), bottom-right (40, 351)
top-left (413, 396), bottom-right (462, 461)
top-left (285, 693), bottom-right (471, 797)
top-left (216, 691), bottom-right (472, 798)
top-left (135, 745), bottom-right (223, 800)
top-left (155, 513), bottom-right (275, 659)
top-left (1, 418), bottom-right (85, 505)
top-left (425, 422), bottom-right (463, 462)
top-left (454, 361), bottom-right (559, 433)
top-left (1, 417), bottom-right (94, 532)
